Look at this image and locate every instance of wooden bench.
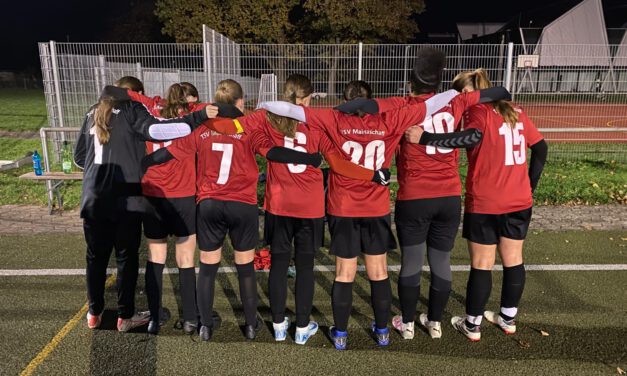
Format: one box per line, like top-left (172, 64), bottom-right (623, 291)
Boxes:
top-left (19, 171), bottom-right (83, 214)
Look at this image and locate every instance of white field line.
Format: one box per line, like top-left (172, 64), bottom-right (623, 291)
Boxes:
top-left (0, 264), bottom-right (626, 276)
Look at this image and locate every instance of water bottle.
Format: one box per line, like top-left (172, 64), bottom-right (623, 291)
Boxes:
top-left (62, 141), bottom-right (73, 174)
top-left (32, 150), bottom-right (43, 176)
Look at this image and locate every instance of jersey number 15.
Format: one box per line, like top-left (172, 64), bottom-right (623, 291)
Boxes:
top-left (498, 122), bottom-right (526, 166)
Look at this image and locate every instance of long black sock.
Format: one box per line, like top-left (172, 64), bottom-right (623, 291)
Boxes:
top-left (179, 267), bottom-right (197, 322)
top-left (500, 264), bottom-right (526, 321)
top-left (332, 281), bottom-right (353, 332)
top-left (371, 278), bottom-right (392, 330)
top-left (145, 261), bottom-right (164, 321)
top-left (197, 262), bottom-right (219, 327)
top-left (236, 261), bottom-right (258, 326)
top-left (294, 251), bottom-right (315, 328)
top-left (268, 252), bottom-right (290, 324)
top-left (466, 268), bottom-right (492, 325)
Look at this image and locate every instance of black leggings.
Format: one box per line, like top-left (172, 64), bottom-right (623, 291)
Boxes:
top-left (84, 213), bottom-right (142, 319)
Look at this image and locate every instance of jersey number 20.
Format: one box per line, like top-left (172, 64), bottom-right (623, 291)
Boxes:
top-left (342, 140), bottom-right (385, 170)
top-left (498, 122), bottom-right (526, 166)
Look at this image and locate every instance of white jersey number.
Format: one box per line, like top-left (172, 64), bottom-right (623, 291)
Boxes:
top-left (212, 143), bottom-right (234, 184)
top-left (421, 112), bottom-right (455, 155)
top-left (341, 140), bottom-right (385, 170)
top-left (152, 141), bottom-right (172, 152)
top-left (284, 132), bottom-right (307, 174)
top-left (498, 122), bottom-right (526, 166)
top-left (89, 126), bottom-right (104, 165)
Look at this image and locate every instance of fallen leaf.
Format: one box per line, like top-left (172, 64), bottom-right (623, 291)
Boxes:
top-left (621, 237), bottom-right (627, 241)
top-left (517, 339), bottom-right (531, 349)
top-left (617, 367), bottom-right (625, 375)
top-left (565, 239), bottom-right (570, 243)
top-left (540, 330), bottom-right (549, 336)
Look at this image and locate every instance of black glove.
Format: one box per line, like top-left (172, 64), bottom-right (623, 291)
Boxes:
top-left (213, 102), bottom-right (244, 119)
top-left (101, 85), bottom-right (131, 101)
top-left (372, 168), bottom-right (391, 186)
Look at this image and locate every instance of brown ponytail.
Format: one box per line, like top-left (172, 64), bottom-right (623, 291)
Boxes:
top-left (160, 83), bottom-right (189, 118)
top-left (93, 76), bottom-right (145, 144)
top-left (266, 74), bottom-right (313, 138)
top-left (452, 68), bottom-right (518, 127)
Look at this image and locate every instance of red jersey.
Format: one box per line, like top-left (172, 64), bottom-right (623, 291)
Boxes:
top-left (303, 105), bottom-right (428, 217)
top-left (464, 103), bottom-right (544, 214)
top-left (141, 100), bottom-right (208, 198)
top-left (167, 120), bottom-right (273, 205)
top-left (238, 110), bottom-right (332, 218)
top-left (377, 91), bottom-right (480, 201)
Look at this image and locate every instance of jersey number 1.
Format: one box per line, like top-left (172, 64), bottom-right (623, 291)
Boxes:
top-left (89, 126), bottom-right (103, 165)
top-left (498, 123), bottom-right (526, 166)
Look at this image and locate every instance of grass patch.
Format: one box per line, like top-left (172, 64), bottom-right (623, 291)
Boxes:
top-left (0, 89), bottom-right (47, 131)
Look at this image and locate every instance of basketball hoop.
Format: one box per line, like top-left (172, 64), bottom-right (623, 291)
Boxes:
top-left (518, 55), bottom-right (539, 68)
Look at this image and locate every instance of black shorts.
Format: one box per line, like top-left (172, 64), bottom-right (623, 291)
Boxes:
top-left (395, 196), bottom-right (461, 251)
top-left (197, 199), bottom-right (259, 251)
top-left (143, 196), bottom-right (196, 239)
top-left (328, 214), bottom-right (397, 258)
top-left (462, 207), bottom-right (533, 245)
top-left (263, 212), bottom-right (324, 254)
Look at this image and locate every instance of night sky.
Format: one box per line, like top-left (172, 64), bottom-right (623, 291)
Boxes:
top-left (1, 0), bottom-right (625, 72)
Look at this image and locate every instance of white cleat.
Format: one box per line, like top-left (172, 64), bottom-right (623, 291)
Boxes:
top-left (484, 311), bottom-right (516, 334)
top-left (273, 317), bottom-right (290, 341)
top-left (295, 321), bottom-right (319, 345)
top-left (451, 316), bottom-right (481, 342)
top-left (419, 313), bottom-right (442, 339)
top-left (117, 311), bottom-right (150, 332)
top-left (392, 315), bottom-right (415, 340)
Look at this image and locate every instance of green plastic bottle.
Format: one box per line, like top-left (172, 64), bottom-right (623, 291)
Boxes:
top-left (62, 141), bottom-right (73, 174)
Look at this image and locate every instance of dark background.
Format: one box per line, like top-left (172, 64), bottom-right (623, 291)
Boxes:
top-left (1, 0), bottom-right (625, 73)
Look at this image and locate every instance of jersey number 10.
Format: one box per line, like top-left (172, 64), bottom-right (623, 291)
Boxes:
top-left (421, 113), bottom-right (455, 155)
top-left (498, 123), bottom-right (526, 166)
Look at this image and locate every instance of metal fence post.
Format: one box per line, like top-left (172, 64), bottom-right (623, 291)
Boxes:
top-left (358, 42), bottom-right (363, 80)
top-left (49, 41), bottom-right (65, 129)
top-left (505, 42), bottom-right (514, 91)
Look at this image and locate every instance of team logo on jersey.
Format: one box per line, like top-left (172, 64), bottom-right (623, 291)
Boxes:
top-left (340, 129), bottom-right (385, 136)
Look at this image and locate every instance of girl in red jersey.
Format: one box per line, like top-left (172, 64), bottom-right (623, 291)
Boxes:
top-left (259, 85), bottom-right (461, 350)
top-left (448, 69), bottom-right (548, 342)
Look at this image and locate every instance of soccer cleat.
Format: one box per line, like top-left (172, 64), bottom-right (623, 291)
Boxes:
top-left (484, 311), bottom-right (516, 334)
top-left (295, 321), bottom-right (319, 345)
top-left (182, 320), bottom-right (198, 335)
top-left (199, 325), bottom-right (213, 341)
top-left (117, 311), bottom-right (150, 332)
top-left (87, 312), bottom-right (102, 329)
top-left (329, 326), bottom-right (347, 350)
top-left (244, 317), bottom-right (263, 340)
top-left (147, 320), bottom-right (159, 335)
top-left (273, 317), bottom-right (290, 341)
top-left (392, 315), bottom-right (415, 340)
top-left (371, 323), bottom-right (390, 346)
top-left (451, 316), bottom-right (481, 342)
top-left (419, 313), bottom-right (442, 339)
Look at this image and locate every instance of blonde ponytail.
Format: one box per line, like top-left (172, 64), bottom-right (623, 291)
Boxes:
top-left (453, 68), bottom-right (518, 127)
top-left (266, 74), bottom-right (312, 138)
top-left (93, 97), bottom-right (114, 144)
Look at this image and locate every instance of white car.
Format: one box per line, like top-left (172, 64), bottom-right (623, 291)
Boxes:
top-left (311, 92), bottom-right (328, 100)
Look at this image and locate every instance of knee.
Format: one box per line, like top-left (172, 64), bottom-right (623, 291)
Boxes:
top-left (335, 260), bottom-right (357, 283)
top-left (366, 265), bottom-right (388, 281)
top-left (200, 249), bottom-right (221, 264)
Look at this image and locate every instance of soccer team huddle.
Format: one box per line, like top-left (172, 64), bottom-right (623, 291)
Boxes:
top-left (74, 47), bottom-right (548, 350)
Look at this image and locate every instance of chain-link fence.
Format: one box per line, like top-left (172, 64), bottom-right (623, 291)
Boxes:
top-left (39, 26), bottom-right (626, 162)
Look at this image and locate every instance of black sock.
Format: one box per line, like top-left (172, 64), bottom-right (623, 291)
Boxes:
top-left (500, 264), bottom-right (525, 321)
top-left (145, 261), bottom-right (164, 321)
top-left (370, 278), bottom-right (392, 330)
top-left (466, 268), bottom-right (492, 318)
top-left (197, 262), bottom-right (219, 327)
top-left (236, 261), bottom-right (258, 326)
top-left (179, 267), bottom-right (197, 322)
top-left (332, 280), bottom-right (353, 332)
top-left (294, 251), bottom-right (315, 328)
top-left (268, 252), bottom-right (290, 324)
top-left (428, 274), bottom-right (452, 322)
top-left (398, 276), bottom-right (420, 324)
